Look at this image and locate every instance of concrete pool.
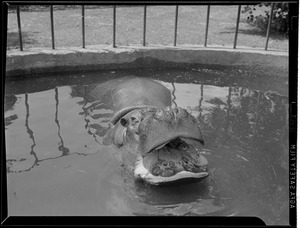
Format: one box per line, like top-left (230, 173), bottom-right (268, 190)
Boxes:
top-left (5, 47), bottom-right (289, 224)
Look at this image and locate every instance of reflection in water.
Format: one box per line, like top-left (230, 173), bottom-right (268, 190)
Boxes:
top-left (225, 87), bottom-right (232, 133)
top-left (198, 84), bottom-right (204, 118)
top-left (4, 95), bottom-right (18, 128)
top-left (70, 84), bottom-right (114, 145)
top-left (6, 89), bottom-right (94, 173)
top-left (171, 82), bottom-right (177, 107)
top-left (25, 93), bottom-right (39, 165)
top-left (5, 76), bottom-right (288, 223)
top-left (81, 85), bottom-right (102, 145)
top-left (5, 114), bottom-right (18, 129)
top-left (7, 94), bottom-right (39, 173)
top-left (4, 94), bottom-right (18, 112)
top-left (54, 87), bottom-right (70, 156)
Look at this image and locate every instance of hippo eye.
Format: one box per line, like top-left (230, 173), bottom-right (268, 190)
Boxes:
top-left (120, 118), bottom-right (128, 127)
top-left (181, 143), bottom-right (188, 150)
top-left (131, 117), bottom-right (136, 121)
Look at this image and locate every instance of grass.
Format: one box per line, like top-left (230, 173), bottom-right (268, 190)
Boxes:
top-left (7, 5), bottom-right (288, 51)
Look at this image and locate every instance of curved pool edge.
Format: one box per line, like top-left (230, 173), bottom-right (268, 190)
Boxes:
top-left (5, 46), bottom-right (288, 77)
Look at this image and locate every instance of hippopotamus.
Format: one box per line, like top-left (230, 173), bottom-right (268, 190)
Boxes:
top-left (88, 77), bottom-right (209, 185)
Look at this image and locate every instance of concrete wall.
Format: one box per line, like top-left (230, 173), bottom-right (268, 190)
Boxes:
top-left (5, 46), bottom-right (288, 77)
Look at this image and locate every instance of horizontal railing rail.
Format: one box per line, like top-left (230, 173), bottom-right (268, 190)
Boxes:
top-left (14, 4), bottom-right (279, 52)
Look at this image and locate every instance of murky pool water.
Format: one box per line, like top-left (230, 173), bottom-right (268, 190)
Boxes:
top-left (5, 66), bottom-right (289, 224)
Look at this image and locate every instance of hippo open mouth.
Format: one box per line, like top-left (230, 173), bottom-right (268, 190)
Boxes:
top-left (133, 107), bottom-right (209, 185)
top-left (134, 137), bottom-right (208, 185)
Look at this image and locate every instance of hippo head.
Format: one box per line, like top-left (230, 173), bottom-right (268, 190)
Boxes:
top-left (109, 106), bottom-right (209, 185)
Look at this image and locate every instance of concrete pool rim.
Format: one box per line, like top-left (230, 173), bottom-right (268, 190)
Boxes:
top-left (5, 45), bottom-right (288, 77)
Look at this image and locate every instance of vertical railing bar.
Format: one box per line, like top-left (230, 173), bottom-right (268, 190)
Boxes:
top-left (204, 5), bottom-right (210, 47)
top-left (265, 3), bottom-right (275, 51)
top-left (50, 5), bottom-right (55, 49)
top-left (113, 5), bottom-right (116, 48)
top-left (174, 5), bottom-right (179, 46)
top-left (16, 5), bottom-right (23, 51)
top-left (233, 5), bottom-right (241, 49)
top-left (82, 5), bottom-right (85, 48)
top-left (143, 5), bottom-right (147, 46)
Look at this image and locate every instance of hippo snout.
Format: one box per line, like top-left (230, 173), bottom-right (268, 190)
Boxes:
top-left (138, 107), bottom-right (204, 155)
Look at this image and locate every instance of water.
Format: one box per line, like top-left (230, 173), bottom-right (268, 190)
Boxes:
top-left (5, 67), bottom-right (289, 224)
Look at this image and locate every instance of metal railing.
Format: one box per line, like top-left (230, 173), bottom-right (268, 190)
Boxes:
top-left (81, 5), bottom-right (85, 49)
top-left (15, 4), bottom-right (277, 52)
top-left (50, 5), bottom-right (55, 49)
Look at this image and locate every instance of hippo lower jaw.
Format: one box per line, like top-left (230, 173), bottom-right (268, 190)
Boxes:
top-left (134, 137), bottom-right (209, 185)
top-left (134, 158), bottom-right (209, 185)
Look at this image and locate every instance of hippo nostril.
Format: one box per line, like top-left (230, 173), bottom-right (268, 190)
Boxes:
top-left (155, 109), bottom-right (164, 119)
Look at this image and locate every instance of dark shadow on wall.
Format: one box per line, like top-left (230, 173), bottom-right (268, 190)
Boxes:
top-left (7, 31), bottom-right (39, 50)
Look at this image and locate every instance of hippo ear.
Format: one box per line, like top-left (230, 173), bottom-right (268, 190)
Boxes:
top-left (120, 117), bottom-right (128, 127)
top-left (111, 122), bottom-right (127, 147)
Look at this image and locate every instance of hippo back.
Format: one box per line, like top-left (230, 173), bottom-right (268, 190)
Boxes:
top-left (89, 77), bottom-right (172, 124)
